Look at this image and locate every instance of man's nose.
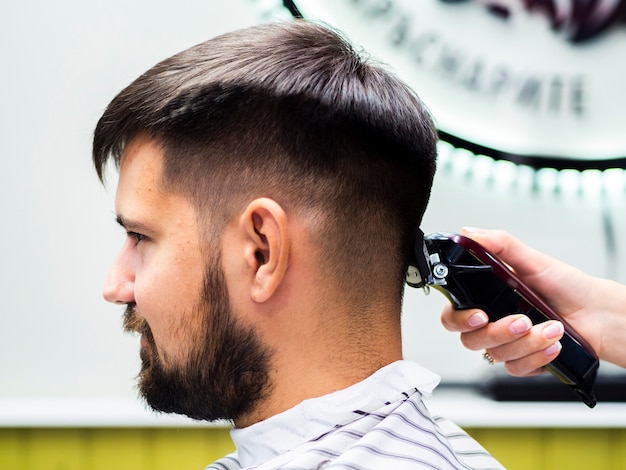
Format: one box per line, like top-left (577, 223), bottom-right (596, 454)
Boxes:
top-left (103, 248), bottom-right (135, 304)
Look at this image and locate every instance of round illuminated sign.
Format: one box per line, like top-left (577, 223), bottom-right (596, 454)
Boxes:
top-left (278, 0), bottom-right (626, 170)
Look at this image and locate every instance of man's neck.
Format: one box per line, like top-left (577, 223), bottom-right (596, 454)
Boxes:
top-left (234, 306), bottom-right (403, 428)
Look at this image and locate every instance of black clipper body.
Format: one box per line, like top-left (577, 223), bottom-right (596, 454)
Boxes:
top-left (406, 230), bottom-right (599, 408)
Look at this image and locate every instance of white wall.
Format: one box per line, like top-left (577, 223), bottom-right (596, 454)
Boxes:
top-left (1, 0), bottom-right (624, 404)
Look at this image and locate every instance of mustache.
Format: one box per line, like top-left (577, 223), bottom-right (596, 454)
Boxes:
top-left (122, 303), bottom-right (151, 337)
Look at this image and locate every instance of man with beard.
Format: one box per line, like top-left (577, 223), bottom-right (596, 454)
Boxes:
top-left (94, 21), bottom-right (503, 470)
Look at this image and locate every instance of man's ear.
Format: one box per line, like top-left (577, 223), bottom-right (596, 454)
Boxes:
top-left (240, 198), bottom-right (290, 303)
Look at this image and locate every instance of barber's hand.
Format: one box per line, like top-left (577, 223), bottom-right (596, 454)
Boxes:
top-left (441, 304), bottom-right (564, 376)
top-left (440, 228), bottom-right (608, 375)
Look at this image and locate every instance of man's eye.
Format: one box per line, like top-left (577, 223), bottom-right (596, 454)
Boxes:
top-left (127, 231), bottom-right (146, 246)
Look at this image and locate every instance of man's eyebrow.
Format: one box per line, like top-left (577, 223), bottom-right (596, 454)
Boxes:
top-left (115, 214), bottom-right (152, 234)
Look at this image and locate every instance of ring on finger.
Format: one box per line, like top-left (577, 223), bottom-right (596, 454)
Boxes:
top-left (482, 350), bottom-right (495, 365)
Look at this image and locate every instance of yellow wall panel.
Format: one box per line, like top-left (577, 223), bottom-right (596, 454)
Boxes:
top-left (23, 429), bottom-right (88, 470)
top-left (1, 426), bottom-right (625, 470)
top-left (0, 428), bottom-right (234, 470)
top-left (611, 429), bottom-right (626, 466)
top-left (466, 428), bottom-right (545, 470)
top-left (465, 427), bottom-right (625, 470)
top-left (544, 429), bottom-right (614, 469)
top-left (149, 428), bottom-right (235, 470)
top-left (85, 429), bottom-right (150, 470)
top-left (0, 430), bottom-right (23, 470)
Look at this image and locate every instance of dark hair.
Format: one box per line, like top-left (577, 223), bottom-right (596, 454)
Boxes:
top-left (93, 20), bottom-right (437, 305)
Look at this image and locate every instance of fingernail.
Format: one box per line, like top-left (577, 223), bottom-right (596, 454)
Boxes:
top-left (462, 227), bottom-right (486, 235)
top-left (510, 316), bottom-right (532, 335)
top-left (543, 321), bottom-right (564, 340)
top-left (468, 312), bottom-right (488, 327)
top-left (544, 341), bottom-right (562, 356)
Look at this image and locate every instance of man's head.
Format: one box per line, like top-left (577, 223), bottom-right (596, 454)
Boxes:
top-left (95, 20), bottom-right (437, 423)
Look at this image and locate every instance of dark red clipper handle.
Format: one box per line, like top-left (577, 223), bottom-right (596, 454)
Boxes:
top-left (407, 230), bottom-right (599, 408)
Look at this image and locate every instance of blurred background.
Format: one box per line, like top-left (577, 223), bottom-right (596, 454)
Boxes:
top-left (1, 1), bottom-right (625, 469)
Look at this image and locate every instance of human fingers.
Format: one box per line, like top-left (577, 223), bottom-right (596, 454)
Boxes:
top-left (457, 314), bottom-right (532, 351)
top-left (440, 304), bottom-right (489, 333)
top-left (501, 342), bottom-right (563, 377)
top-left (488, 321), bottom-right (564, 376)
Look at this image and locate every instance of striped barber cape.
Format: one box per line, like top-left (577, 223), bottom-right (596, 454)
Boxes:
top-left (206, 360), bottom-right (503, 470)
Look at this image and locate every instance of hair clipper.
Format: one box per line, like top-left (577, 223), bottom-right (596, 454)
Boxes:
top-left (406, 229), bottom-right (599, 408)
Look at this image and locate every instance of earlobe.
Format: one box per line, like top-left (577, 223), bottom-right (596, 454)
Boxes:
top-left (241, 198), bottom-right (290, 303)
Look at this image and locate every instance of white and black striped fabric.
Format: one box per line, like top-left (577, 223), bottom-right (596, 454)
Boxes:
top-left (206, 361), bottom-right (503, 470)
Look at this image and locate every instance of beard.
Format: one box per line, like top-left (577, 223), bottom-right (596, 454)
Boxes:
top-left (123, 254), bottom-right (272, 423)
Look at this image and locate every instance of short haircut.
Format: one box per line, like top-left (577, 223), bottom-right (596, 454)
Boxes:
top-left (93, 20), bottom-right (437, 306)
